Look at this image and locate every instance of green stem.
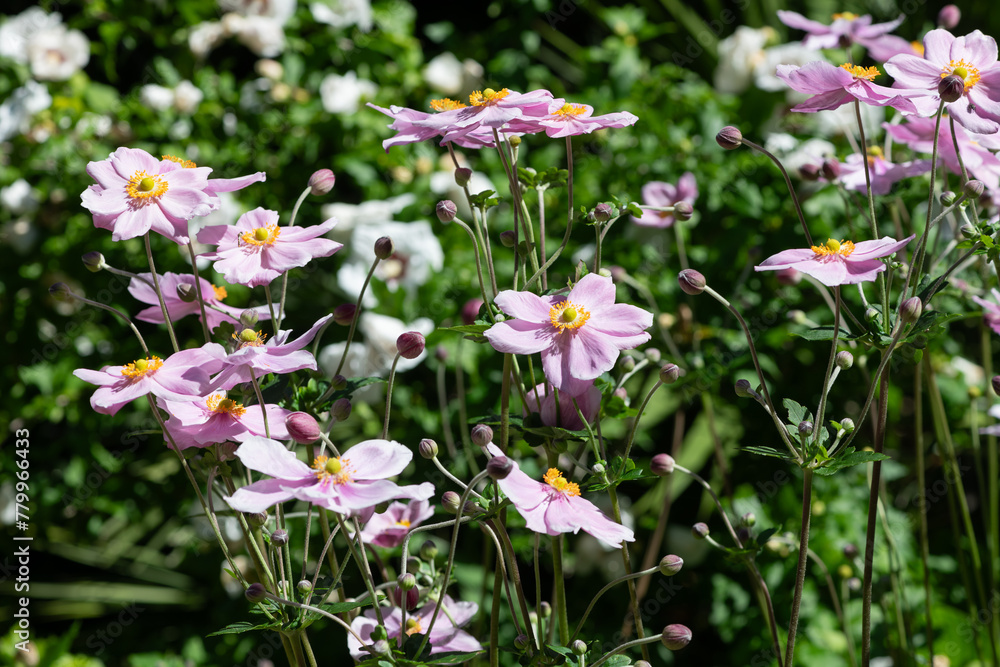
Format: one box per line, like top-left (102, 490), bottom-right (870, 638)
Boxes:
top-left (185, 241), bottom-right (212, 343)
top-left (861, 363), bottom-right (890, 667)
top-left (914, 362), bottom-right (935, 664)
top-left (381, 353), bottom-right (401, 439)
top-left (143, 233), bottom-right (179, 353)
top-left (784, 469), bottom-right (814, 667)
top-left (552, 535), bottom-right (570, 646)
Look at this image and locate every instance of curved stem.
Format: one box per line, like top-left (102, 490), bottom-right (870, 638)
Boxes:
top-left (143, 233), bottom-right (179, 353)
top-left (738, 136), bottom-right (811, 245)
top-left (572, 567), bottom-right (660, 640)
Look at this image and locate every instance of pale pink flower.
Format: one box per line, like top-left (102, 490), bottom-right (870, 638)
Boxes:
top-left (160, 392), bottom-right (291, 450)
top-left (503, 98), bottom-right (638, 138)
top-left (128, 272), bottom-right (272, 330)
top-left (525, 382), bottom-right (602, 431)
top-left (359, 499), bottom-right (435, 548)
top-left (755, 236), bottom-right (914, 286)
top-left (972, 289), bottom-right (1000, 335)
top-left (73, 345), bottom-right (225, 416)
top-left (486, 444), bottom-right (633, 548)
top-left (412, 88), bottom-right (553, 143)
top-left (777, 10), bottom-right (912, 61)
top-left (198, 208), bottom-right (342, 287)
top-left (368, 101), bottom-right (520, 151)
top-left (631, 172), bottom-right (698, 228)
top-left (213, 314), bottom-right (334, 389)
top-left (484, 274), bottom-right (652, 396)
top-left (348, 595), bottom-right (480, 660)
top-left (835, 151), bottom-right (931, 195)
top-left (775, 61), bottom-right (919, 114)
top-left (885, 116), bottom-right (1000, 190)
top-left (223, 436), bottom-right (435, 515)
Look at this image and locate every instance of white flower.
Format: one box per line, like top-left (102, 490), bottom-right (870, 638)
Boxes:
top-left (140, 84), bottom-right (175, 112)
top-left (714, 26), bottom-right (773, 95)
top-left (0, 179), bottom-right (39, 215)
top-left (763, 133), bottom-right (835, 177)
top-left (0, 80), bottom-right (52, 141)
top-left (753, 41), bottom-right (819, 92)
top-left (221, 0), bottom-right (297, 22)
top-left (310, 0), bottom-right (372, 31)
top-left (423, 52), bottom-right (464, 95)
top-left (319, 71), bottom-right (377, 115)
top-left (0, 7), bottom-right (62, 64)
top-left (231, 14), bottom-right (286, 57)
top-left (189, 21), bottom-right (227, 58)
top-left (173, 80), bottom-right (204, 114)
top-left (26, 25), bottom-right (90, 81)
top-left (319, 313), bottom-right (433, 382)
top-left (320, 194), bottom-right (415, 239)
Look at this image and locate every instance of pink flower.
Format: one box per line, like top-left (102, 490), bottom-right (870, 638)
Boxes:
top-left (128, 272), bottom-right (272, 330)
top-left (213, 314), bottom-right (333, 389)
top-left (775, 61), bottom-right (919, 113)
top-left (835, 150), bottom-right (931, 195)
top-left (197, 208), bottom-right (342, 287)
top-left (486, 444), bottom-right (633, 548)
top-left (503, 99), bottom-right (638, 138)
top-left (885, 116), bottom-right (1000, 190)
top-left (359, 499), bottom-right (435, 548)
top-left (972, 288), bottom-right (1000, 335)
top-left (224, 436), bottom-right (435, 515)
top-left (525, 382), bottom-right (602, 431)
top-left (348, 595), bottom-right (481, 660)
top-left (81, 147), bottom-right (216, 243)
top-left (484, 274), bottom-right (652, 396)
top-left (73, 344), bottom-right (225, 416)
top-left (160, 392), bottom-right (292, 450)
top-left (884, 29), bottom-right (1000, 134)
top-left (367, 101), bottom-right (512, 150)
top-left (631, 172), bottom-right (698, 228)
top-left (777, 10), bottom-right (912, 61)
top-left (412, 88), bottom-right (553, 143)
top-left (159, 155), bottom-right (266, 195)
top-left (755, 236), bottom-right (914, 286)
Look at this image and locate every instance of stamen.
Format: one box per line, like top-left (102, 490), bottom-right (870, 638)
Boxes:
top-left (840, 64), bottom-right (880, 81)
top-left (553, 103), bottom-right (587, 117)
top-left (811, 239), bottom-right (856, 257)
top-left (312, 455), bottom-right (353, 485)
top-left (941, 59), bottom-right (981, 90)
top-left (543, 468), bottom-right (581, 496)
top-left (395, 519), bottom-right (412, 527)
top-left (212, 284), bottom-right (228, 300)
top-left (232, 329), bottom-right (268, 348)
top-left (430, 98), bottom-right (467, 111)
top-left (126, 171), bottom-right (169, 202)
top-left (120, 356), bottom-right (164, 379)
top-left (469, 88), bottom-right (511, 106)
top-left (405, 618), bottom-right (423, 636)
top-left (549, 300), bottom-right (591, 333)
top-left (206, 394), bottom-right (247, 418)
top-left (240, 225), bottom-right (281, 247)
top-left (161, 154), bottom-right (197, 168)
top-left (832, 11), bottom-right (858, 20)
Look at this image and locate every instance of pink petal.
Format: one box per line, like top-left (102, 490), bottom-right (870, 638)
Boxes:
top-left (224, 478), bottom-right (305, 513)
top-left (204, 171), bottom-right (266, 194)
top-left (566, 273), bottom-right (617, 310)
top-left (234, 436), bottom-right (314, 479)
top-left (484, 319), bottom-right (554, 355)
top-left (922, 29), bottom-right (955, 66)
top-left (883, 55), bottom-right (941, 89)
top-left (344, 439), bottom-right (413, 479)
top-left (798, 258), bottom-right (850, 286)
top-left (755, 248), bottom-right (818, 270)
top-left (493, 290), bottom-right (554, 322)
top-left (958, 30), bottom-right (998, 68)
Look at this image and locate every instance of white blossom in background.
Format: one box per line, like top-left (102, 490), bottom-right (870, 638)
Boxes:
top-left (0, 80), bottom-right (52, 141)
top-left (763, 133), bottom-right (836, 178)
top-left (173, 80), bottom-right (204, 114)
top-left (753, 41), bottom-right (819, 93)
top-left (220, 0), bottom-right (297, 22)
top-left (320, 194), bottom-right (415, 240)
top-left (319, 71), bottom-right (377, 115)
top-left (189, 0), bottom-right (295, 58)
top-left (714, 26), bottom-right (774, 95)
top-left (26, 24), bottom-right (90, 81)
top-left (310, 0), bottom-right (373, 31)
top-left (227, 14), bottom-right (286, 57)
top-left (189, 21), bottom-right (227, 58)
top-left (0, 179), bottom-right (39, 215)
top-left (0, 7), bottom-right (62, 63)
top-left (422, 52), bottom-right (483, 97)
top-left (140, 84), bottom-right (176, 111)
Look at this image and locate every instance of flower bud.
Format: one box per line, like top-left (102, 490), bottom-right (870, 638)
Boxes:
top-left (821, 158), bottom-right (841, 181)
top-left (900, 297), bottom-right (923, 324)
top-left (798, 421), bottom-right (814, 437)
top-left (843, 543), bottom-right (859, 558)
top-left (619, 355), bottom-right (636, 372)
top-left (436, 199), bottom-right (458, 223)
top-left (799, 163), bottom-right (820, 181)
top-left (285, 412), bottom-right (321, 444)
top-left (734, 379), bottom-right (755, 398)
top-left (835, 350), bottom-right (854, 370)
top-left (49, 282), bottom-right (72, 301)
top-left (397, 572), bottom-right (417, 591)
top-left (937, 4), bottom-right (960, 29)
top-left (271, 529), bottom-right (288, 546)
top-left (940, 190), bottom-right (958, 206)
top-left (939, 74), bottom-right (965, 104)
top-left (454, 167), bottom-right (473, 187)
top-left (296, 579), bottom-right (312, 595)
top-left (246, 511), bottom-right (268, 528)
top-left (964, 179), bottom-right (985, 199)
top-left (82, 251), bottom-right (106, 272)
top-left (840, 418), bottom-right (855, 433)
top-left (864, 307), bottom-right (879, 322)
top-left (240, 309), bottom-right (259, 329)
top-left (514, 634), bottom-right (531, 651)
top-left (333, 303), bottom-right (357, 325)
top-left (662, 624), bottom-right (692, 650)
top-left (776, 267), bottom-right (802, 286)
top-left (331, 397), bottom-right (352, 422)
top-left (442, 491), bottom-right (462, 514)
top-left (716, 126), bottom-right (743, 150)
top-left (499, 230), bottom-right (516, 247)
top-left (591, 462), bottom-right (605, 475)
top-left (742, 511), bottom-right (756, 527)
top-left (651, 453), bottom-right (675, 476)
top-left (633, 662), bottom-right (652, 667)
top-left (420, 539), bottom-right (439, 561)
top-left (331, 375), bottom-right (347, 391)
top-left (961, 223), bottom-right (978, 240)
top-left (677, 269), bottom-right (706, 295)
top-left (406, 557), bottom-right (421, 574)
top-left (396, 331), bottom-right (426, 359)
top-left (471, 424), bottom-right (494, 447)
top-left (462, 298), bottom-right (484, 325)
top-left (645, 348), bottom-right (662, 363)
top-left (571, 640), bottom-right (587, 655)
top-left (245, 583), bottom-right (267, 603)
top-left (659, 363), bottom-right (681, 384)
top-left (659, 554), bottom-right (684, 576)
top-left (374, 236), bottom-right (394, 260)
top-left (539, 601), bottom-right (552, 618)
top-left (487, 456), bottom-right (513, 480)
top-left (308, 169), bottom-right (336, 195)
top-left (370, 639), bottom-right (391, 656)
top-left (370, 625), bottom-right (388, 642)
top-left (419, 438), bottom-right (439, 459)
top-left (673, 201), bottom-right (693, 221)
top-left (992, 375), bottom-right (1000, 395)
top-left (692, 522), bottom-right (709, 539)
top-left (176, 283), bottom-right (198, 303)
top-left (593, 202), bottom-right (614, 222)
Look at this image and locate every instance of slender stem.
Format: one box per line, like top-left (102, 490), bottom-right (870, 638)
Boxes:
top-left (552, 535), bottom-right (570, 646)
top-left (608, 485), bottom-right (649, 661)
top-left (814, 287), bottom-right (842, 454)
top-left (334, 514), bottom-right (385, 628)
top-left (914, 362), bottom-right (935, 663)
top-left (903, 101), bottom-right (947, 301)
top-left (186, 241), bottom-right (212, 342)
top-left (620, 380), bottom-right (663, 469)
top-left (143, 233), bottom-right (179, 353)
top-left (784, 470), bottom-right (814, 667)
top-left (450, 216), bottom-right (495, 310)
top-left (263, 283), bottom-right (279, 338)
top-left (590, 633), bottom-right (664, 667)
top-left (673, 219), bottom-right (690, 271)
top-left (60, 289), bottom-right (149, 356)
top-left (500, 353), bottom-right (512, 451)
top-left (381, 353), bottom-right (401, 439)
top-left (571, 565), bottom-right (661, 641)
top-left (537, 186), bottom-right (548, 291)
top-left (861, 363), bottom-right (890, 666)
top-left (522, 138), bottom-right (574, 291)
top-left (738, 136), bottom-right (811, 245)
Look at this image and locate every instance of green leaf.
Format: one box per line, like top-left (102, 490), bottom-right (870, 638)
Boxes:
top-left (742, 445), bottom-right (794, 460)
top-left (207, 621), bottom-right (277, 637)
top-left (422, 651), bottom-right (486, 664)
top-left (316, 597), bottom-right (378, 614)
top-left (783, 398), bottom-right (810, 427)
top-left (789, 325), bottom-right (854, 342)
top-left (438, 323), bottom-right (491, 336)
top-left (813, 447), bottom-right (890, 476)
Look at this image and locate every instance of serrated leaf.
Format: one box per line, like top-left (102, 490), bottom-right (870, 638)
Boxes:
top-left (783, 398), bottom-right (810, 427)
top-left (438, 323), bottom-right (491, 336)
top-left (813, 447), bottom-right (890, 476)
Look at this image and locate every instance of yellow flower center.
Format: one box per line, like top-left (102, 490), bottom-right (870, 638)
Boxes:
top-left (312, 455), bottom-right (353, 485)
top-left (942, 59), bottom-right (981, 90)
top-left (212, 284), bottom-right (228, 300)
top-left (549, 300), bottom-right (590, 333)
top-left (840, 64), bottom-right (880, 81)
top-left (405, 618), bottom-right (422, 636)
top-left (233, 329), bottom-right (267, 347)
top-left (126, 171), bottom-right (168, 201)
top-left (543, 468), bottom-right (581, 496)
top-left (554, 103), bottom-right (587, 117)
top-left (240, 225), bottom-right (281, 247)
top-left (395, 519), bottom-right (412, 528)
top-left (430, 98), bottom-right (467, 111)
top-left (469, 88), bottom-right (510, 106)
top-left (120, 356), bottom-right (164, 379)
top-left (832, 11), bottom-right (858, 20)
top-left (206, 394), bottom-right (247, 418)
top-left (811, 238), bottom-right (856, 257)
top-left (161, 154), bottom-right (197, 168)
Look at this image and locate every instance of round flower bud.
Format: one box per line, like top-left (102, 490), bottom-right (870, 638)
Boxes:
top-left (673, 201), bottom-right (693, 221)
top-left (798, 421), bottom-right (814, 437)
top-left (677, 269), bottom-right (706, 295)
top-left (634, 662), bottom-right (652, 667)
top-left (370, 624), bottom-right (388, 642)
top-left (692, 522), bottom-right (709, 539)
top-left (419, 438), bottom-right (439, 459)
top-left (285, 412), bottom-right (321, 444)
top-left (240, 309), bottom-right (260, 329)
top-left (514, 634), bottom-right (531, 651)
top-left (420, 539), bottom-right (439, 561)
top-left (49, 282), bottom-right (72, 301)
top-left (840, 418), bottom-right (855, 433)
top-left (436, 199), bottom-right (458, 223)
top-left (331, 397), bottom-right (352, 422)
top-left (734, 379), bottom-right (755, 398)
top-left (659, 554), bottom-right (684, 576)
top-left (613, 387), bottom-right (628, 402)
top-left (245, 583), bottom-right (267, 603)
top-left (821, 158), bottom-right (841, 181)
top-left (941, 190), bottom-right (958, 206)
top-left (716, 126), bottom-right (743, 150)
top-left (864, 307), bottom-right (880, 322)
top-left (843, 543), bottom-right (859, 558)
top-left (645, 348), bottom-right (662, 363)
top-left (964, 179), bottom-right (985, 199)
top-left (297, 579), bottom-right (313, 594)
top-left (370, 639), bottom-right (390, 656)
top-left (176, 283), bottom-right (198, 303)
top-left (499, 230), bottom-right (517, 248)
top-left (835, 351), bottom-right (854, 370)
top-left (938, 74), bottom-right (965, 104)
top-left (246, 511), bottom-right (268, 528)
top-left (331, 374), bottom-right (348, 390)
top-left (539, 601), bottom-right (552, 618)
top-left (333, 303), bottom-right (357, 326)
top-left (659, 363), bottom-right (681, 384)
top-left (271, 529), bottom-right (288, 547)
top-left (308, 169), bottom-right (336, 196)
top-left (462, 298), bottom-right (484, 325)
top-left (396, 331), bottom-right (426, 359)
top-left (571, 640), bottom-right (587, 656)
top-left (442, 491), bottom-right (462, 515)
top-left (961, 223), bottom-right (978, 240)
top-left (471, 424), bottom-right (494, 447)
top-left (374, 236), bottom-right (395, 260)
top-left (487, 456), bottom-right (513, 480)
top-left (619, 355), bottom-right (636, 372)
top-left (662, 624), bottom-right (692, 650)
top-left (938, 4), bottom-right (960, 29)
top-left (454, 167), bottom-right (473, 187)
top-left (82, 251), bottom-right (106, 272)
top-left (799, 163), bottom-right (820, 181)
top-left (591, 462), bottom-right (605, 475)
top-left (406, 557), bottom-right (421, 574)
top-left (651, 453), bottom-right (675, 476)
top-left (742, 511), bottom-right (756, 527)
top-left (992, 375), bottom-right (1000, 396)
top-left (900, 297), bottom-right (923, 324)
top-left (593, 202), bottom-right (614, 222)
top-left (776, 267), bottom-right (802, 286)
top-left (398, 573), bottom-right (417, 591)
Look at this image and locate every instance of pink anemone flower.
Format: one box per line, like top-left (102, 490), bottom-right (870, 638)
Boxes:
top-left (631, 172), bottom-right (698, 228)
top-left (524, 381), bottom-right (602, 431)
top-left (197, 208), bottom-right (342, 287)
top-left (885, 116), bottom-right (1000, 190)
top-left (224, 436), bottom-right (435, 516)
top-left (835, 150), bottom-right (931, 195)
top-left (776, 61), bottom-right (919, 114)
top-left (160, 392), bottom-right (291, 450)
top-left (213, 314), bottom-right (333, 389)
top-left (503, 99), bottom-right (638, 138)
top-left (128, 272), bottom-right (272, 330)
top-left (777, 10), bottom-right (912, 61)
top-left (972, 288), bottom-right (1000, 335)
top-left (73, 344), bottom-right (226, 416)
top-left (755, 235), bottom-right (915, 286)
top-left (486, 444), bottom-right (633, 548)
top-left (348, 595), bottom-right (481, 660)
top-left (359, 499), bottom-right (435, 548)
top-left (367, 101), bottom-right (518, 151)
top-left (483, 274), bottom-right (652, 396)
top-left (412, 88), bottom-right (553, 143)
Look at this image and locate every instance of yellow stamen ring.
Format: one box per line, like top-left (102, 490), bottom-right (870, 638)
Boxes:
top-left (543, 468), bottom-right (581, 496)
top-left (554, 103), bottom-right (587, 117)
top-left (469, 88), bottom-right (511, 106)
top-left (240, 225), bottom-right (281, 247)
top-left (212, 284), bottom-right (228, 300)
top-left (811, 238), bottom-right (856, 257)
top-left (840, 63), bottom-right (880, 81)
top-left (121, 356), bottom-right (164, 379)
top-left (126, 171), bottom-right (169, 201)
top-left (161, 155), bottom-right (197, 168)
top-left (941, 59), bottom-right (981, 90)
top-left (549, 300), bottom-right (591, 333)
top-left (312, 455), bottom-right (353, 485)
top-left (206, 394), bottom-right (247, 418)
top-left (430, 98), bottom-right (467, 111)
